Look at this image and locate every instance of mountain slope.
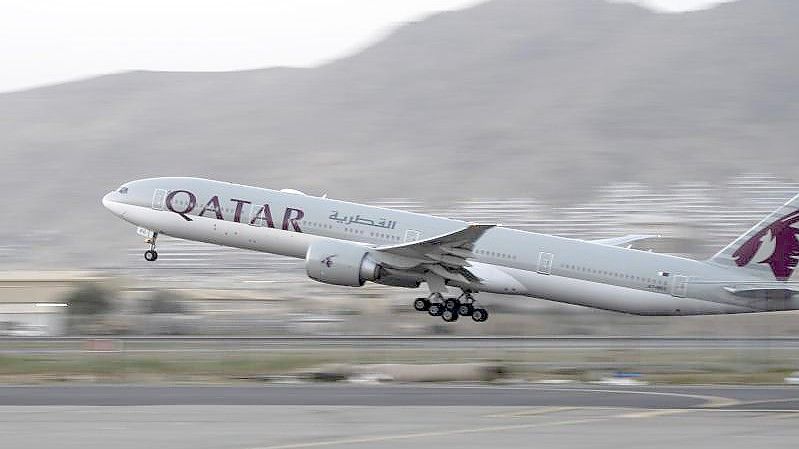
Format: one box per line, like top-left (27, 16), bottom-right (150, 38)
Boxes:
top-left (1, 0), bottom-right (798, 266)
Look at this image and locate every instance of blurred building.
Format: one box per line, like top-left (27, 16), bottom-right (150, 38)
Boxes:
top-left (0, 271), bottom-right (102, 336)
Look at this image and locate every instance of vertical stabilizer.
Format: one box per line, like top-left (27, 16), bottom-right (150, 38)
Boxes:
top-left (709, 193), bottom-right (799, 281)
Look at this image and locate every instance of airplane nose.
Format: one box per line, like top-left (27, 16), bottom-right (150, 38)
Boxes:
top-left (102, 191), bottom-right (114, 208)
top-left (102, 191), bottom-right (127, 217)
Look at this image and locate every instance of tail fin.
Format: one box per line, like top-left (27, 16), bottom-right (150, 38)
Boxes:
top-left (709, 193), bottom-right (799, 281)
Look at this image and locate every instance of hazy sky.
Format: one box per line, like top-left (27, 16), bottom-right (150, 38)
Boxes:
top-left (0, 0), bottom-right (736, 94)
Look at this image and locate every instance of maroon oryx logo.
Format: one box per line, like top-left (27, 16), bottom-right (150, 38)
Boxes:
top-left (733, 209), bottom-right (799, 281)
top-left (321, 255), bottom-right (336, 268)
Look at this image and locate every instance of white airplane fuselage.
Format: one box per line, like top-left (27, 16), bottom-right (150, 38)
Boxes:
top-left (102, 177), bottom-right (799, 318)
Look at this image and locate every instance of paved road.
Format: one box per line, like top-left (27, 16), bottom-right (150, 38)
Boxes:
top-left (3, 405), bottom-right (798, 449)
top-left (3, 384), bottom-right (799, 449)
top-left (1, 383), bottom-right (798, 410)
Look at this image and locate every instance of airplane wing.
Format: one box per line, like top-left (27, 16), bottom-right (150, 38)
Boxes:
top-left (374, 224), bottom-right (496, 284)
top-left (591, 234), bottom-right (659, 247)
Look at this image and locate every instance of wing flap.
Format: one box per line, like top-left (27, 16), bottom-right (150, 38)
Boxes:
top-left (373, 223), bottom-right (496, 287)
top-left (376, 224), bottom-right (495, 260)
top-left (442, 247), bottom-right (474, 259)
top-left (427, 264), bottom-right (472, 284)
top-left (724, 286), bottom-right (799, 299)
top-left (424, 252), bottom-right (470, 267)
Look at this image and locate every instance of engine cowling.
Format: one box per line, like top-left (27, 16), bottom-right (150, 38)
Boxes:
top-left (305, 239), bottom-right (381, 287)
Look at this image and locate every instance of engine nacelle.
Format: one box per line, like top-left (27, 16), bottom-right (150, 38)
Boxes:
top-left (305, 239), bottom-right (381, 287)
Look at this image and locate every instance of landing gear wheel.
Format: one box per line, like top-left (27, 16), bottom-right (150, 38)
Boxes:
top-left (471, 308), bottom-right (488, 322)
top-left (414, 298), bottom-right (431, 311)
top-left (428, 303), bottom-right (444, 317)
top-left (458, 303), bottom-right (474, 317)
top-left (143, 231), bottom-right (159, 262)
top-left (444, 298), bottom-right (460, 311)
top-left (442, 309), bottom-right (459, 322)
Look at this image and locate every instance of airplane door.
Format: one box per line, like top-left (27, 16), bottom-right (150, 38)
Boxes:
top-left (404, 229), bottom-right (421, 243)
top-left (152, 189), bottom-right (168, 210)
top-left (671, 275), bottom-right (688, 298)
top-left (537, 252), bottom-right (554, 275)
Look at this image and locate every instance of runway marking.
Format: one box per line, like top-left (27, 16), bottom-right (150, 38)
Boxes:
top-left (463, 385), bottom-right (740, 409)
top-left (617, 409), bottom-right (692, 419)
top-left (235, 383), bottom-right (741, 408)
top-left (678, 408), bottom-right (799, 414)
top-left (247, 402), bottom-right (717, 449)
top-left (488, 406), bottom-right (693, 420)
top-left (713, 396), bottom-right (799, 409)
top-left (245, 417), bottom-right (606, 449)
top-left (484, 406), bottom-right (578, 418)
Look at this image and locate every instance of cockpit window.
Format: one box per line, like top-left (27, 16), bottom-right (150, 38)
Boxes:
top-left (118, 187), bottom-right (129, 194)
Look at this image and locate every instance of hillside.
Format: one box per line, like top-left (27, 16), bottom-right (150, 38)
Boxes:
top-left (1, 0), bottom-right (798, 266)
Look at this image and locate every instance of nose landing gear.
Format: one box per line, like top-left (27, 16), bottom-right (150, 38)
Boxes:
top-left (143, 232), bottom-right (159, 262)
top-left (412, 291), bottom-right (488, 323)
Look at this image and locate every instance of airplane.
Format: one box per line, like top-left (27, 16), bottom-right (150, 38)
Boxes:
top-left (102, 177), bottom-right (799, 322)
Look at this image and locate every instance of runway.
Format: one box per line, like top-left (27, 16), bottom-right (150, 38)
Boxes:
top-left (1, 383), bottom-right (798, 410)
top-left (2, 384), bottom-right (799, 449)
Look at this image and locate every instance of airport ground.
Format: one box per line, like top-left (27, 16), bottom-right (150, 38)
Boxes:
top-left (2, 336), bottom-right (799, 384)
top-left (2, 383), bottom-right (799, 449)
top-left (3, 338), bottom-right (799, 448)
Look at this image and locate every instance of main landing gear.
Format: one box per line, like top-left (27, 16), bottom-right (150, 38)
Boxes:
top-left (413, 292), bottom-right (489, 323)
top-left (143, 232), bottom-right (159, 262)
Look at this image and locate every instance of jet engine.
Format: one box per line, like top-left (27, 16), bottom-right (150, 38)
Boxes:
top-left (305, 240), bottom-right (381, 287)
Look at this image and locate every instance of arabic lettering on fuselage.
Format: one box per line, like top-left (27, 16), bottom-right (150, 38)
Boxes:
top-left (164, 189), bottom-right (304, 232)
top-left (328, 211), bottom-right (397, 229)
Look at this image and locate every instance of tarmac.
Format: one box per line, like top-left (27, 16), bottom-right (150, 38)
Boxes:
top-left (2, 383), bottom-right (799, 448)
